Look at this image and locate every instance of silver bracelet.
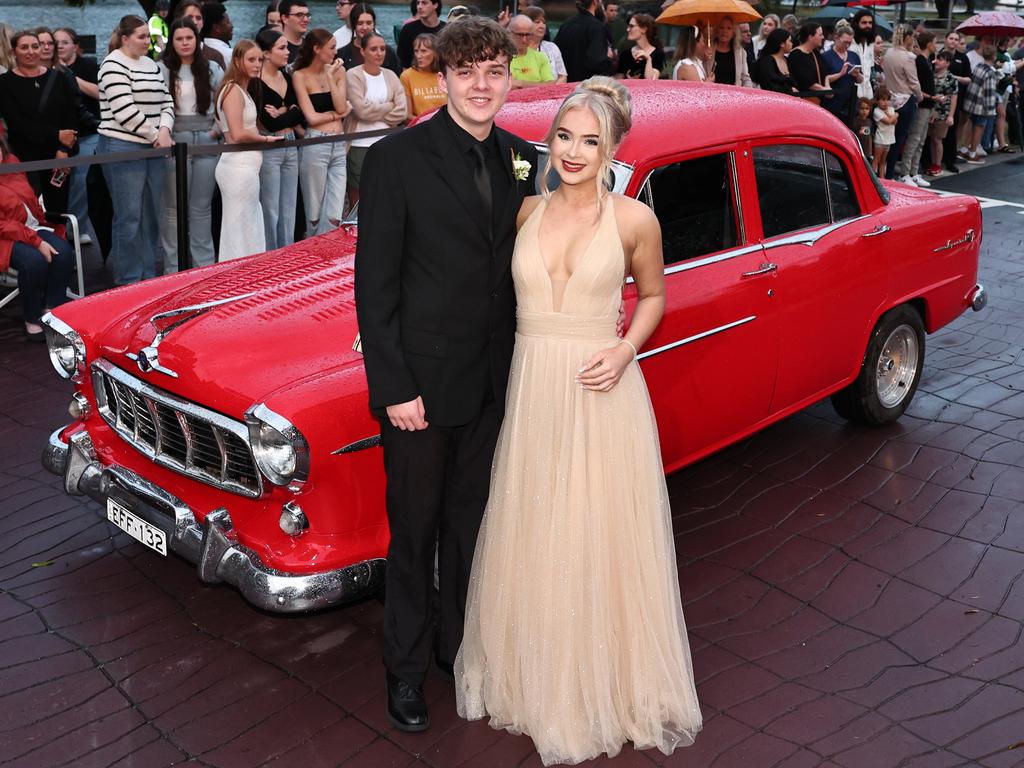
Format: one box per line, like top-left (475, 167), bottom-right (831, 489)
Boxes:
top-left (618, 338), bottom-right (638, 360)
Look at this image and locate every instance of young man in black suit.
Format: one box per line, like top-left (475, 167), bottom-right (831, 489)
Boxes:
top-left (354, 16), bottom-right (539, 732)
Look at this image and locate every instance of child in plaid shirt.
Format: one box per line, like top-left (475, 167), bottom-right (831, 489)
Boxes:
top-left (960, 45), bottom-right (999, 164)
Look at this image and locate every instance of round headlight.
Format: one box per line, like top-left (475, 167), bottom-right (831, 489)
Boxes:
top-left (253, 423), bottom-right (297, 481)
top-left (245, 403), bottom-right (310, 488)
top-left (43, 314), bottom-right (86, 380)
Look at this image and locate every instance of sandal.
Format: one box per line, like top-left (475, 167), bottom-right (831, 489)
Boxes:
top-left (998, 145), bottom-right (1016, 153)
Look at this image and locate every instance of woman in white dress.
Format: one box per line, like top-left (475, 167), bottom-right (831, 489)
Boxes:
top-left (214, 40), bottom-right (280, 261)
top-left (456, 77), bottom-right (702, 766)
top-left (672, 26), bottom-right (714, 82)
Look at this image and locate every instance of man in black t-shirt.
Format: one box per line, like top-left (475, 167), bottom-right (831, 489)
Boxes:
top-left (397, 0), bottom-right (446, 70)
top-left (280, 0), bottom-right (312, 63)
top-left (943, 31), bottom-right (972, 173)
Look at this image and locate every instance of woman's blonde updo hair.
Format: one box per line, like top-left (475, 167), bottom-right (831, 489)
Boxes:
top-left (541, 76), bottom-right (632, 208)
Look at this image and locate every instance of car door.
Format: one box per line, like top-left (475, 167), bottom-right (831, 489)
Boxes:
top-left (630, 148), bottom-right (780, 472)
top-left (748, 142), bottom-right (888, 414)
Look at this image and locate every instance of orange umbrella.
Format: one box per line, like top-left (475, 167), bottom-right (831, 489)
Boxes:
top-left (656, 0), bottom-right (762, 27)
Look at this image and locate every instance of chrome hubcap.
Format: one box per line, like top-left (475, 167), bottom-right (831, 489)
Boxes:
top-left (876, 324), bottom-right (919, 409)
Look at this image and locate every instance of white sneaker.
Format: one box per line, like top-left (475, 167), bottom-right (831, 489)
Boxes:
top-left (976, 146), bottom-right (988, 157)
top-left (912, 174), bottom-right (931, 187)
top-left (958, 145), bottom-right (970, 156)
top-left (899, 174), bottom-right (918, 186)
top-left (79, 234), bottom-right (93, 246)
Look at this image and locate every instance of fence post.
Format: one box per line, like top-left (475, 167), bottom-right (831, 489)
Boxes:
top-left (174, 141), bottom-right (191, 273)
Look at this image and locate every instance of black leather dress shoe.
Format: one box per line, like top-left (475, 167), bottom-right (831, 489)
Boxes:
top-left (945, 165), bottom-right (960, 174)
top-left (24, 328), bottom-right (45, 343)
top-left (386, 672), bottom-right (429, 732)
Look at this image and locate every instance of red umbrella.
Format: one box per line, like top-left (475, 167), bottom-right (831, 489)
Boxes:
top-left (956, 11), bottom-right (1024, 38)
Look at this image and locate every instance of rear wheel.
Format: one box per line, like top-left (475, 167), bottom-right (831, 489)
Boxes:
top-left (830, 305), bottom-right (925, 426)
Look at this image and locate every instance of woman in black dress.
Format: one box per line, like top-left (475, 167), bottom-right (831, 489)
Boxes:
top-left (616, 13), bottom-right (664, 80)
top-left (756, 29), bottom-right (798, 95)
top-left (0, 30), bottom-right (79, 213)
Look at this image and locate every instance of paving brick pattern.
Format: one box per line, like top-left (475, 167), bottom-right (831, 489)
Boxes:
top-left (3, 180), bottom-right (1024, 766)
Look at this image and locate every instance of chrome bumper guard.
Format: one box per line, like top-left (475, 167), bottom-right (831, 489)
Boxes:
top-left (971, 284), bottom-right (987, 312)
top-left (42, 427), bottom-right (384, 613)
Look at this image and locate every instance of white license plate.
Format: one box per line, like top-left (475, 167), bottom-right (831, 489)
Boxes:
top-left (106, 498), bottom-right (168, 556)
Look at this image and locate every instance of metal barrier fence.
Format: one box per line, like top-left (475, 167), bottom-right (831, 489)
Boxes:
top-left (0, 127), bottom-right (400, 275)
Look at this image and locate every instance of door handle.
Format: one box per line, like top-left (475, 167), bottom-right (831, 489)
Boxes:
top-left (862, 224), bottom-right (891, 238)
top-left (741, 262), bottom-right (777, 277)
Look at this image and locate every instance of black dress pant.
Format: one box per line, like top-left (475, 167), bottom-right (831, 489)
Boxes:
top-left (380, 398), bottom-right (501, 685)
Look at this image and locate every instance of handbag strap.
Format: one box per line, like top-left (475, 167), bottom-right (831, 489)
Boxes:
top-left (37, 69), bottom-right (58, 116)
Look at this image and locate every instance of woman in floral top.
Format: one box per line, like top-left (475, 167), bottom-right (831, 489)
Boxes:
top-left (926, 49), bottom-right (958, 176)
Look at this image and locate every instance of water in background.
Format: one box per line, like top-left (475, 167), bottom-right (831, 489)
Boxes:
top-left (0, 0), bottom-right (410, 52)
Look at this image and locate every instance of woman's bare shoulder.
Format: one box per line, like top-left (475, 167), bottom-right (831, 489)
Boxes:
top-left (612, 193), bottom-right (659, 235)
top-left (517, 195), bottom-right (544, 229)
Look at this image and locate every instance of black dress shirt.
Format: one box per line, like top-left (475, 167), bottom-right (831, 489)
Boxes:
top-left (441, 107), bottom-right (510, 241)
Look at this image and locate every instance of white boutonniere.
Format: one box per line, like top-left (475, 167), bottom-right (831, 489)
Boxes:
top-left (511, 150), bottom-right (531, 182)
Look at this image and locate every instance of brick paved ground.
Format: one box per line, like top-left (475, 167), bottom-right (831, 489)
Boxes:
top-left (3, 161), bottom-right (1024, 767)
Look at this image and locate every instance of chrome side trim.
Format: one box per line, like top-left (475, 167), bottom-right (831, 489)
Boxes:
top-left (762, 215), bottom-right (870, 250)
top-left (42, 427), bottom-right (385, 613)
top-left (637, 316), bottom-right (757, 361)
top-left (93, 360), bottom-right (262, 498)
top-left (626, 244), bottom-right (763, 284)
top-left (333, 434), bottom-right (382, 455)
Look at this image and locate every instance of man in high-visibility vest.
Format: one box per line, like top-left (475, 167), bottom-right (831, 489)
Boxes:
top-left (148, 0), bottom-right (171, 59)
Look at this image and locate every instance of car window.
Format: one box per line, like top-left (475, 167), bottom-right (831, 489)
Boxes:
top-left (825, 151), bottom-right (861, 221)
top-left (753, 145), bottom-right (831, 239)
top-left (642, 153), bottom-right (739, 266)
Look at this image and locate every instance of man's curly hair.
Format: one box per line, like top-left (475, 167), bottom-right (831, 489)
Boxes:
top-left (435, 16), bottom-right (516, 72)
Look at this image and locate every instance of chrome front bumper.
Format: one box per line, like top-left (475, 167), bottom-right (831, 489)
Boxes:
top-left (43, 427), bottom-right (384, 613)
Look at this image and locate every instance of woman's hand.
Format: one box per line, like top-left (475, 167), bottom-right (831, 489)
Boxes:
top-left (328, 59), bottom-right (345, 81)
top-left (55, 149), bottom-right (68, 160)
top-left (265, 104), bottom-right (286, 118)
top-left (58, 128), bottom-right (77, 147)
top-left (577, 342), bottom-right (634, 392)
top-left (37, 240), bottom-right (57, 263)
top-left (153, 127), bottom-right (173, 148)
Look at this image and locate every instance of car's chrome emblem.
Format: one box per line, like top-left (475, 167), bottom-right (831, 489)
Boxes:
top-left (933, 229), bottom-right (976, 253)
top-left (127, 293), bottom-right (256, 378)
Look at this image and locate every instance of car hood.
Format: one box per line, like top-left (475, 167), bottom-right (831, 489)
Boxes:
top-left (93, 228), bottom-right (363, 419)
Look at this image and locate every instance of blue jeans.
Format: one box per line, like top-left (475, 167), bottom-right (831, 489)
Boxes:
top-left (981, 114), bottom-right (997, 153)
top-left (299, 130), bottom-right (346, 236)
top-left (68, 132), bottom-right (99, 234)
top-left (97, 135), bottom-right (164, 285)
top-left (9, 231), bottom-right (73, 323)
top-left (887, 98), bottom-right (918, 179)
top-left (160, 128), bottom-right (220, 273)
top-left (259, 135), bottom-right (299, 250)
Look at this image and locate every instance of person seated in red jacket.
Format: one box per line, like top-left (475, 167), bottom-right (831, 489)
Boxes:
top-left (0, 137), bottom-right (74, 342)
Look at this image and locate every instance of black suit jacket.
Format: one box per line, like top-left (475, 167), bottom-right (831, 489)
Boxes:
top-left (554, 10), bottom-right (614, 82)
top-left (355, 109), bottom-right (539, 427)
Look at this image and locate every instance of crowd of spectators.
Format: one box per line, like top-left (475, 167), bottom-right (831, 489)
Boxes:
top-left (0, 0), bottom-right (1023, 340)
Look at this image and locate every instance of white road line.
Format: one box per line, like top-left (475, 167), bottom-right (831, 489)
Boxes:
top-left (932, 189), bottom-right (1024, 210)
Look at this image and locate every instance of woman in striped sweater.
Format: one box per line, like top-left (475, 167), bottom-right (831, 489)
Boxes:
top-left (97, 15), bottom-right (174, 285)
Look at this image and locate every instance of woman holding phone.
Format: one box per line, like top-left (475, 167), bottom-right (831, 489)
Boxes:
top-left (822, 22), bottom-right (863, 125)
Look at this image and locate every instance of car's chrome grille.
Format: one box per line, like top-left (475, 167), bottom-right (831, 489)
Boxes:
top-left (92, 360), bottom-right (262, 498)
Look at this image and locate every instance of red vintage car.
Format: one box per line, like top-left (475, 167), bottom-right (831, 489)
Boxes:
top-left (41, 81), bottom-right (985, 612)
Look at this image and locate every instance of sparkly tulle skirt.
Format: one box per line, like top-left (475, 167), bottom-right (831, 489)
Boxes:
top-left (455, 310), bottom-right (703, 766)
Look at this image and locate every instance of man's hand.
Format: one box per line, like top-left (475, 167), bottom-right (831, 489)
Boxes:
top-left (386, 396), bottom-right (428, 431)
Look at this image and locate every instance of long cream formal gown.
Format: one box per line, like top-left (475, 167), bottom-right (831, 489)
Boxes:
top-left (455, 195), bottom-right (703, 765)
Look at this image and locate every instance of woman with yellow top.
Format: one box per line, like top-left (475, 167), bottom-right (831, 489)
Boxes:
top-left (399, 33), bottom-right (446, 117)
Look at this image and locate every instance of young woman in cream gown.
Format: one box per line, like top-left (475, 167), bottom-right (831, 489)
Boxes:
top-left (455, 77), bottom-right (702, 765)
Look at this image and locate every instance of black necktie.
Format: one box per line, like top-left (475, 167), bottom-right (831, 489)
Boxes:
top-left (470, 143), bottom-right (493, 239)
